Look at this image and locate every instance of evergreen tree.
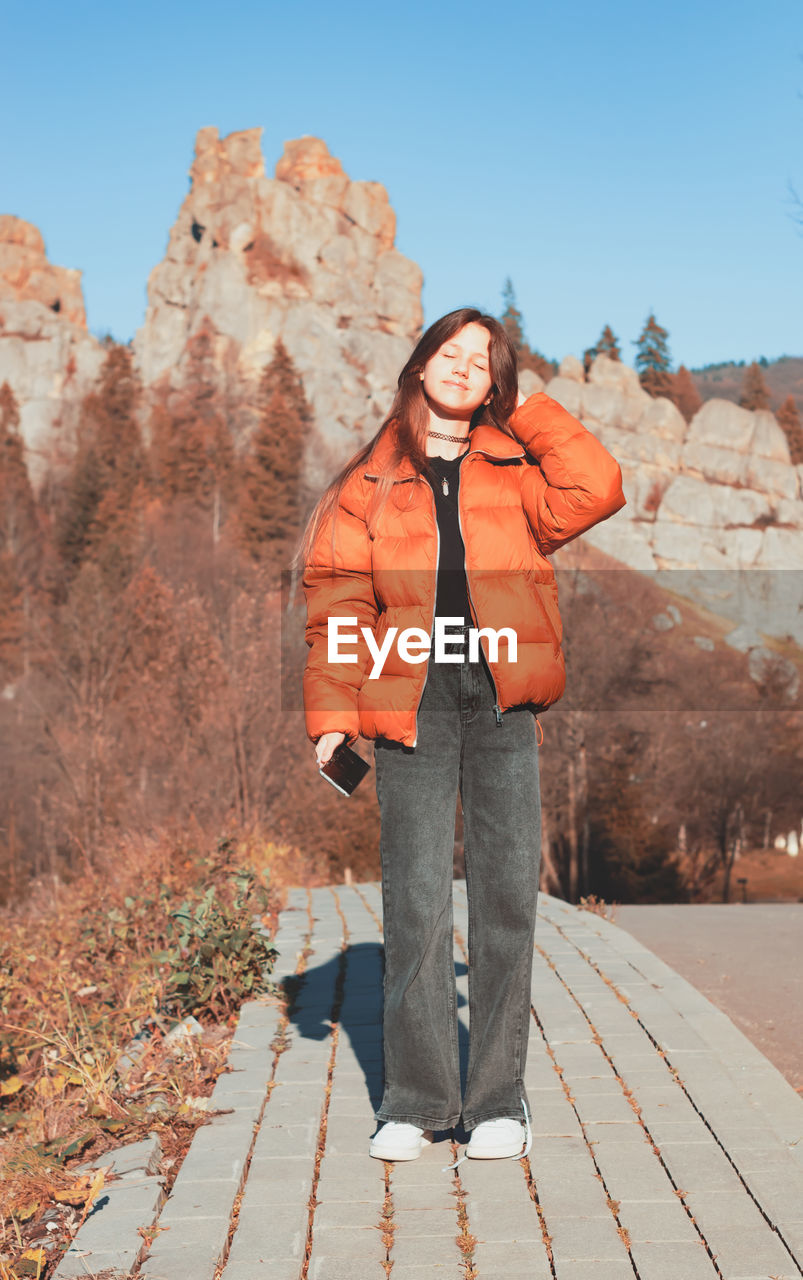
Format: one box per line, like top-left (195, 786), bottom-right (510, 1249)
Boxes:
top-left (499, 278), bottom-right (556, 381)
top-left (634, 313), bottom-right (673, 398)
top-left (0, 382), bottom-right (39, 577)
top-left (150, 322), bottom-right (234, 522)
top-left (55, 344), bottom-right (146, 578)
top-left (237, 340), bottom-right (311, 569)
top-left (597, 325), bottom-right (621, 361)
top-left (671, 365), bottom-right (703, 424)
top-left (501, 277), bottom-right (526, 352)
top-left (739, 361), bottom-right (772, 411)
top-left (777, 395), bottom-right (803, 464)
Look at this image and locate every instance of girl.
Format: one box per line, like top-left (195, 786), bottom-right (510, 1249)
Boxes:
top-left (298, 307), bottom-right (625, 1162)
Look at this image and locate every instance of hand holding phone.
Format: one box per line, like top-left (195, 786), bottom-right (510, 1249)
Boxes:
top-left (318, 742), bottom-right (371, 796)
top-left (316, 731), bottom-right (346, 767)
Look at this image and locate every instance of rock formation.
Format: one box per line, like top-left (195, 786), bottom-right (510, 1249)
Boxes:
top-left (132, 127), bottom-right (423, 489)
top-left (0, 216), bottom-right (104, 477)
top-left (538, 355), bottom-right (803, 645)
top-left (0, 127), bottom-right (800, 650)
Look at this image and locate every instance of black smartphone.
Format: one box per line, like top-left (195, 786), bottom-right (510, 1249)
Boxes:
top-left (318, 742), bottom-right (371, 796)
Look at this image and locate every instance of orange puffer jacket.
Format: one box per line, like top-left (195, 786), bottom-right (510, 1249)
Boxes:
top-left (303, 391), bottom-right (626, 748)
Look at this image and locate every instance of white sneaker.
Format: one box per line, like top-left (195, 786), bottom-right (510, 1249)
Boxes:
top-left (369, 1121), bottom-right (434, 1161)
top-left (466, 1117), bottom-right (527, 1159)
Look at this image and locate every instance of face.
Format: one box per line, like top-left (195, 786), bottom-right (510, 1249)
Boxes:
top-left (420, 322), bottom-right (494, 420)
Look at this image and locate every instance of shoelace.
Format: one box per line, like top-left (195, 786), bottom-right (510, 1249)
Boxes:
top-left (442, 1095), bottom-right (532, 1172)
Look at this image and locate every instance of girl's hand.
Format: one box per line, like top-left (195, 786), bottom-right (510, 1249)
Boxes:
top-left (316, 730), bottom-right (347, 767)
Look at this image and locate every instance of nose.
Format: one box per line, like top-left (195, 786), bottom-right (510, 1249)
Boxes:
top-left (452, 355), bottom-right (469, 377)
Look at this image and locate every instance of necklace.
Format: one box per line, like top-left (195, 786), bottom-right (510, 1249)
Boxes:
top-left (428, 429), bottom-right (470, 443)
top-left (428, 453), bottom-right (464, 498)
top-left (427, 430), bottom-right (469, 495)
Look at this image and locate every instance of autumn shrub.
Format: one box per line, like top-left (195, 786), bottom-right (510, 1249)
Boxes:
top-left (0, 832), bottom-right (283, 1274)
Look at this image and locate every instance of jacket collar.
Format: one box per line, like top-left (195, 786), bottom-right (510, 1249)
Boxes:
top-left (364, 419), bottom-right (524, 481)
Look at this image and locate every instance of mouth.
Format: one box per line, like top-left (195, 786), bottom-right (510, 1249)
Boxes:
top-left (444, 380), bottom-right (468, 390)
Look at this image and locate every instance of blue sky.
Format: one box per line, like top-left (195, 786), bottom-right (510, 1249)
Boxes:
top-left (2, 0), bottom-right (801, 369)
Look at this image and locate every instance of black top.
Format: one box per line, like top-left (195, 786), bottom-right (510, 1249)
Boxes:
top-left (423, 453), bottom-right (473, 626)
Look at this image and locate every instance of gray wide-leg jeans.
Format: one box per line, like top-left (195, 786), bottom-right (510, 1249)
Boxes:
top-left (373, 624), bottom-right (542, 1132)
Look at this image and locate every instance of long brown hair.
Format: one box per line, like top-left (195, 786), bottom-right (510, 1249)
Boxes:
top-left (292, 307), bottom-right (519, 570)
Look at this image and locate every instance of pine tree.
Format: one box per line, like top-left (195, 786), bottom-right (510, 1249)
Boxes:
top-left (671, 365), bottom-right (703, 424)
top-left (55, 344), bottom-right (146, 578)
top-left (499, 279), bottom-right (556, 381)
top-left (150, 322), bottom-right (234, 526)
top-left (501, 278), bottom-right (526, 351)
top-left (0, 382), bottom-right (39, 577)
top-left (777, 395), bottom-right (803, 464)
top-left (237, 340), bottom-right (312, 568)
top-left (634, 313), bottom-right (673, 398)
top-left (738, 361), bottom-right (772, 411)
top-left (597, 325), bottom-right (621, 361)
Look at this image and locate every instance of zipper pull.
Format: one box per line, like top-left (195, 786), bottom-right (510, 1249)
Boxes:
top-left (494, 703), bottom-right (502, 726)
top-left (442, 477), bottom-right (449, 496)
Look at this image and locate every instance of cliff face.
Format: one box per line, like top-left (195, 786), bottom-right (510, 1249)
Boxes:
top-left (0, 127), bottom-right (800, 648)
top-left (132, 127), bottom-right (423, 488)
top-left (520, 356), bottom-right (803, 644)
top-left (0, 216), bottom-right (104, 476)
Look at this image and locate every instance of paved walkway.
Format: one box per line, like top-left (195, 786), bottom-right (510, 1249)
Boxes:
top-left (59, 884), bottom-right (803, 1280)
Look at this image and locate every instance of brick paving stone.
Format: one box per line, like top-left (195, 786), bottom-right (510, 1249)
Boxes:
top-left (393, 1208), bottom-right (463, 1237)
top-left (568, 1075), bottom-right (630, 1097)
top-left (657, 1141), bottom-right (744, 1193)
top-left (726, 1141), bottom-right (800, 1171)
top-left (571, 1091), bottom-right (641, 1125)
top-left (55, 1243), bottom-right (143, 1278)
top-left (384, 1267), bottom-right (455, 1278)
top-left (245, 1155), bottom-right (314, 1201)
top-left (584, 1121), bottom-right (655, 1146)
top-left (309, 1225), bottom-right (386, 1259)
top-left (139, 1216), bottom-right (230, 1280)
top-left (464, 1198), bottom-right (543, 1242)
top-left (266, 1079), bottom-right (328, 1115)
top-left (547, 1213), bottom-right (632, 1262)
top-left (390, 1235), bottom-right (463, 1267)
top-left (162, 1179), bottom-right (236, 1219)
top-left (458, 1156), bottom-right (531, 1198)
top-left (530, 1163), bottom-right (616, 1220)
top-left (225, 1199), bottom-right (307, 1263)
top-left (624, 1082), bottom-right (701, 1122)
top-left (551, 1263), bottom-right (638, 1280)
top-left (615, 1197), bottom-right (701, 1243)
top-left (472, 1240), bottom-right (552, 1277)
top-left (627, 1238), bottom-right (721, 1279)
top-left (529, 1100), bottom-right (585, 1135)
top-left (251, 1119), bottom-right (319, 1159)
top-left (589, 1142), bottom-right (677, 1202)
top-left (315, 1199), bottom-right (384, 1230)
top-left (682, 1192), bottom-right (796, 1274)
top-left (223, 1262), bottom-right (300, 1280)
top-left (308, 1260), bottom-right (388, 1280)
top-left (317, 1153), bottom-right (387, 1203)
top-left (553, 1043), bottom-right (618, 1078)
top-left (740, 1166), bottom-right (803, 1220)
top-left (625, 1118), bottom-right (711, 1146)
top-left (173, 1120), bottom-right (256, 1184)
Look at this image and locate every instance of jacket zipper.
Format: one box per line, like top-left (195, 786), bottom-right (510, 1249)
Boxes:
top-left (367, 444), bottom-right (520, 742)
top-left (457, 455), bottom-right (503, 726)
top-left (412, 482), bottom-right (440, 748)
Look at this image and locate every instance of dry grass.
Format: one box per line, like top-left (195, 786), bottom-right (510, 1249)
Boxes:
top-left (0, 826), bottom-right (308, 1279)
